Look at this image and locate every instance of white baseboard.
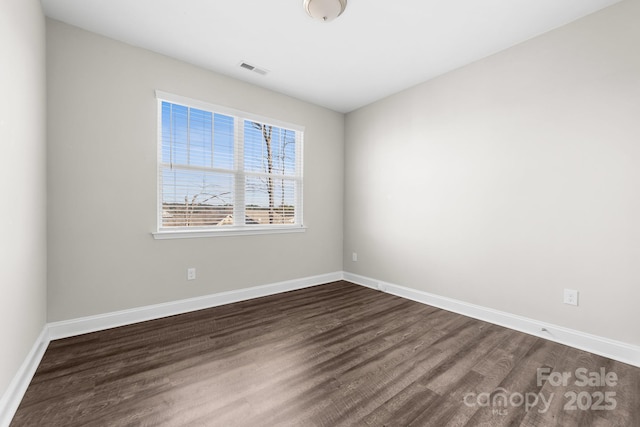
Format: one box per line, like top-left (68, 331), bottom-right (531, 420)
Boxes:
top-left (343, 272), bottom-right (640, 368)
top-left (0, 327), bottom-right (49, 427)
top-left (48, 271), bottom-right (343, 340)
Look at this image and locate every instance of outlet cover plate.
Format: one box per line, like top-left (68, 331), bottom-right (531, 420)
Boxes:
top-left (563, 289), bottom-right (578, 306)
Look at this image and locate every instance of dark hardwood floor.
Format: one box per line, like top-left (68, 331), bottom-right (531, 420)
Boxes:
top-left (10, 281), bottom-right (640, 426)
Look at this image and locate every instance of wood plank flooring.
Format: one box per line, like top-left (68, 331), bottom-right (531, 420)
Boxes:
top-left (10, 281), bottom-right (640, 426)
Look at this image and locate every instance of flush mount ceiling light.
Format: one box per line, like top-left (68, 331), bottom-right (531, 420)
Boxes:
top-left (304, 0), bottom-right (347, 22)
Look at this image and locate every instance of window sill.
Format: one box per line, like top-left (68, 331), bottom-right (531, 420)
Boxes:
top-left (152, 225), bottom-right (307, 240)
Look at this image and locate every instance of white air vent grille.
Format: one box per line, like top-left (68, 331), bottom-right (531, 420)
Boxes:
top-left (239, 61), bottom-right (269, 76)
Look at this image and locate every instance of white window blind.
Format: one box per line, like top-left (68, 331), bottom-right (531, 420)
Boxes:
top-left (155, 91), bottom-right (304, 236)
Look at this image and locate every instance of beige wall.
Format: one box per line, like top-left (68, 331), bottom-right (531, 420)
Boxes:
top-left (46, 20), bottom-right (344, 322)
top-left (0, 0), bottom-right (47, 399)
top-left (344, 0), bottom-right (640, 345)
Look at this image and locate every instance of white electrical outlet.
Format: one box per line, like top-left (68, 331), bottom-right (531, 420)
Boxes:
top-left (187, 268), bottom-right (196, 280)
top-left (563, 289), bottom-right (578, 306)
top-left (352, 252), bottom-right (358, 262)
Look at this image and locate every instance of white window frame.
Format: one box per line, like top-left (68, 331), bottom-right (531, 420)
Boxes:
top-left (152, 91), bottom-right (305, 239)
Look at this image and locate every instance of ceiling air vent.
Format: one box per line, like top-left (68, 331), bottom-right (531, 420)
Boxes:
top-left (239, 61), bottom-right (269, 76)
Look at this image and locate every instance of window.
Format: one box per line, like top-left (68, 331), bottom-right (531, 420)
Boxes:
top-left (154, 91), bottom-right (304, 238)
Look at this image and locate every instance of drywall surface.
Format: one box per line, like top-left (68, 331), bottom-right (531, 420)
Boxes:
top-left (46, 20), bottom-right (344, 321)
top-left (344, 0), bottom-right (640, 345)
top-left (0, 0), bottom-right (47, 400)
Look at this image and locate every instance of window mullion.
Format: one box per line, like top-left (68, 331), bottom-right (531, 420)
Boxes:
top-left (295, 131), bottom-right (303, 226)
top-left (234, 118), bottom-right (245, 226)
top-left (186, 107), bottom-right (191, 165)
top-left (211, 111), bottom-right (216, 168)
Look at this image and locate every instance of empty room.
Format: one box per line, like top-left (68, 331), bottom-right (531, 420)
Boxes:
top-left (1, 0), bottom-right (639, 426)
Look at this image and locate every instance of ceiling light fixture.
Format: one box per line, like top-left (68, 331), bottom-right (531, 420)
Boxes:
top-left (304, 0), bottom-right (347, 22)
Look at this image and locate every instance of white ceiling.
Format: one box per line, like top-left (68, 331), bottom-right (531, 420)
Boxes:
top-left (41, 0), bottom-right (621, 113)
